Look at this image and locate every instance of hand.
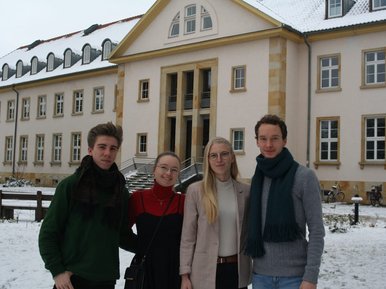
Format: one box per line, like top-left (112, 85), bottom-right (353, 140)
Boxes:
top-left (300, 280), bottom-right (317, 289)
top-left (54, 271), bottom-right (74, 289)
top-left (180, 274), bottom-right (192, 289)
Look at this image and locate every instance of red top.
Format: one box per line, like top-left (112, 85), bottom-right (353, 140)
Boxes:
top-left (128, 181), bottom-right (185, 227)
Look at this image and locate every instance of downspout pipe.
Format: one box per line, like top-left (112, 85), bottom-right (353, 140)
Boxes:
top-left (303, 34), bottom-right (312, 168)
top-left (11, 85), bottom-right (20, 177)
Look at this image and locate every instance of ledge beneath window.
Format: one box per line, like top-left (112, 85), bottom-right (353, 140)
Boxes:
top-left (68, 161), bottom-right (81, 167)
top-left (50, 161), bottom-right (62, 167)
top-left (313, 161), bottom-right (341, 169)
top-left (234, 151), bottom-right (245, 156)
top-left (360, 83), bottom-right (386, 89)
top-left (137, 99), bottom-right (150, 103)
top-left (358, 161), bottom-right (386, 170)
top-left (315, 87), bottom-right (342, 94)
top-left (2, 161), bottom-right (12, 166)
top-left (33, 161), bottom-right (44, 167)
top-left (229, 88), bottom-right (246, 93)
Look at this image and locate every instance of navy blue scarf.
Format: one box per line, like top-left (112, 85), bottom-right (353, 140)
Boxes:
top-left (244, 148), bottom-right (302, 258)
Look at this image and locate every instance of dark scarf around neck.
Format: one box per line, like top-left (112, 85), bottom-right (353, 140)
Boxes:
top-left (244, 148), bottom-right (302, 258)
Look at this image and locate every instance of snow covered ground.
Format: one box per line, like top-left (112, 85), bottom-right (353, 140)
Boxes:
top-left (0, 186), bottom-right (385, 289)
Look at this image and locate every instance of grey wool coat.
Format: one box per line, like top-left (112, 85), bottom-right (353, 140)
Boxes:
top-left (179, 179), bottom-right (252, 289)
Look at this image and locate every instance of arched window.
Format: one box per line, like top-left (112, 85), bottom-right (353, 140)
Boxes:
top-left (31, 57), bottom-right (38, 75)
top-left (2, 64), bottom-right (9, 80)
top-left (102, 39), bottom-right (112, 60)
top-left (16, 60), bottom-right (23, 78)
top-left (201, 6), bottom-right (212, 30)
top-left (169, 12), bottom-right (180, 37)
top-left (47, 53), bottom-right (55, 71)
top-left (64, 49), bottom-right (72, 68)
top-left (82, 44), bottom-right (91, 64)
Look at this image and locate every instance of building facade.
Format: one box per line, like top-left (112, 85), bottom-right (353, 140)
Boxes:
top-left (1, 0), bottom-right (385, 202)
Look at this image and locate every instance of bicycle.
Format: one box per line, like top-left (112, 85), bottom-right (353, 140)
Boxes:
top-left (367, 185), bottom-right (383, 207)
top-left (326, 184), bottom-right (345, 203)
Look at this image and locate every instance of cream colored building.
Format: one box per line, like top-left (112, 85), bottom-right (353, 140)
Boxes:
top-left (1, 0), bottom-right (386, 201)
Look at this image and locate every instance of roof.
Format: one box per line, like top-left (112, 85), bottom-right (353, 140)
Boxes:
top-left (244, 0), bottom-right (386, 33)
top-left (0, 15), bottom-right (141, 88)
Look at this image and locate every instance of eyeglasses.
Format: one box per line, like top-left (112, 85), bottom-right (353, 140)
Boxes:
top-left (156, 165), bottom-right (179, 175)
top-left (208, 151), bottom-right (231, 160)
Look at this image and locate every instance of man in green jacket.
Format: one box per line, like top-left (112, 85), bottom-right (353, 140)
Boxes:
top-left (39, 122), bottom-right (136, 289)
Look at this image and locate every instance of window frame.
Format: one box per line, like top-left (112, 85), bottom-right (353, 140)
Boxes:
top-left (7, 100), bottom-right (15, 121)
top-left (47, 53), bottom-right (55, 72)
top-left (72, 90), bottom-right (84, 115)
top-left (16, 60), bottom-right (23, 78)
top-left (136, 133), bottom-right (148, 155)
top-left (37, 95), bottom-right (47, 119)
top-left (21, 97), bottom-right (31, 120)
top-left (362, 48), bottom-right (386, 87)
top-left (70, 132), bottom-right (82, 164)
top-left (231, 65), bottom-right (246, 92)
top-left (31, 57), bottom-right (38, 75)
top-left (201, 6), bottom-right (212, 31)
top-left (64, 49), bottom-right (72, 68)
top-left (184, 4), bottom-right (196, 34)
top-left (35, 134), bottom-right (45, 164)
top-left (372, 0), bottom-right (386, 10)
top-left (19, 135), bottom-right (28, 164)
top-left (231, 128), bottom-right (245, 154)
top-left (359, 115), bottom-right (385, 168)
top-left (54, 93), bottom-right (64, 117)
top-left (51, 133), bottom-right (62, 165)
top-left (169, 12), bottom-right (180, 37)
top-left (138, 79), bottom-right (150, 102)
top-left (93, 87), bottom-right (104, 113)
top-left (314, 116), bottom-right (341, 169)
top-left (317, 54), bottom-right (341, 92)
top-left (328, 0), bottom-right (343, 18)
top-left (4, 136), bottom-right (13, 164)
top-left (82, 44), bottom-right (91, 64)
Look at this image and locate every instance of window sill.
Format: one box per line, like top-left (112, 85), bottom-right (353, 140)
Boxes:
top-left (137, 99), bottom-right (150, 103)
top-left (313, 161), bottom-right (341, 169)
top-left (315, 87), bottom-right (342, 93)
top-left (33, 161), bottom-right (44, 167)
top-left (358, 161), bottom-right (386, 170)
top-left (68, 161), bottom-right (81, 167)
top-left (50, 162), bottom-right (62, 167)
top-left (360, 83), bottom-right (386, 89)
top-left (229, 88), bottom-right (247, 93)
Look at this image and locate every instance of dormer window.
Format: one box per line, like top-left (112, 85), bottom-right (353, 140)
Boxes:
top-left (328, 0), bottom-right (342, 18)
top-left (2, 64), bottom-right (9, 80)
top-left (64, 49), bottom-right (72, 68)
top-left (102, 39), bottom-right (115, 60)
top-left (372, 0), bottom-right (386, 10)
top-left (16, 60), bottom-right (23, 78)
top-left (83, 44), bottom-right (91, 64)
top-left (185, 4), bottom-right (196, 34)
top-left (31, 57), bottom-right (38, 75)
top-left (47, 54), bottom-right (55, 71)
top-left (169, 13), bottom-right (180, 37)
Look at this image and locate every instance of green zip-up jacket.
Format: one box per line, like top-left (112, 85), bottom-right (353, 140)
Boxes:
top-left (39, 171), bottom-right (136, 282)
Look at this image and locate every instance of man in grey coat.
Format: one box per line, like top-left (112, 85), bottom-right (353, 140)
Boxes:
top-left (245, 114), bottom-right (325, 289)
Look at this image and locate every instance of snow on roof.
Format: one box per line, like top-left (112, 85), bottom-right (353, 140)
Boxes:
top-left (0, 15), bottom-right (141, 88)
top-left (244, 0), bottom-right (386, 33)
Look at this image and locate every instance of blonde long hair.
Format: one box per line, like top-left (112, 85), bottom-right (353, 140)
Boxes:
top-left (202, 137), bottom-right (239, 223)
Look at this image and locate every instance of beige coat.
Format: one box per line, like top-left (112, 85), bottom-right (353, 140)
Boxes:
top-left (180, 180), bottom-right (252, 289)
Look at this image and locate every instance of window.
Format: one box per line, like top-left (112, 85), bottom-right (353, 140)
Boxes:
top-left (373, 0), bottom-right (386, 10)
top-left (4, 136), bottom-right (13, 163)
top-left (47, 53), bottom-right (55, 71)
top-left (318, 55), bottom-right (340, 90)
top-left (231, 129), bottom-right (245, 152)
top-left (82, 44), bottom-right (91, 64)
top-left (93, 87), bottom-right (104, 113)
top-left (37, 95), bottom-right (47, 118)
top-left (315, 117), bottom-right (340, 168)
top-left (71, 133), bottom-right (81, 162)
top-left (52, 134), bottom-right (62, 163)
top-left (232, 66), bottom-right (246, 91)
top-left (35, 135), bottom-right (44, 163)
top-left (7, 100), bottom-right (15, 121)
top-left (364, 50), bottom-right (385, 86)
top-left (2, 64), bottom-right (9, 80)
top-left (16, 60), bottom-right (23, 78)
top-left (21, 98), bottom-right (30, 120)
top-left (201, 69), bottom-right (211, 108)
top-left (19, 136), bottom-right (28, 163)
top-left (31, 57), bottom-right (38, 75)
top-left (185, 5), bottom-right (196, 34)
top-left (201, 6), bottom-right (212, 30)
top-left (73, 90), bottom-right (83, 114)
top-left (365, 116), bottom-right (385, 161)
top-left (169, 13), bottom-right (180, 37)
top-left (139, 80), bottom-right (150, 101)
top-left (102, 40), bottom-right (112, 60)
top-left (64, 49), bottom-right (72, 68)
top-left (137, 133), bottom-right (147, 155)
top-left (54, 93), bottom-right (64, 116)
top-left (328, 0), bottom-right (342, 18)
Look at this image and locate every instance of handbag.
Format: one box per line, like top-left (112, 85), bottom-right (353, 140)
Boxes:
top-left (124, 194), bottom-right (175, 289)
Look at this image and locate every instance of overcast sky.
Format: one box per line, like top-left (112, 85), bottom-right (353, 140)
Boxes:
top-left (0, 0), bottom-right (156, 58)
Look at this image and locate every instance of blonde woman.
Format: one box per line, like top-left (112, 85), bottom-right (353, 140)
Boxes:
top-left (180, 137), bottom-right (251, 289)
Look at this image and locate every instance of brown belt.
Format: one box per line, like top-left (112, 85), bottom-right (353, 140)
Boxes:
top-left (217, 254), bottom-right (238, 264)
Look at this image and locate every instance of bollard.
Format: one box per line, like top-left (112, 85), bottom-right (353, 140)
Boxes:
top-left (351, 194), bottom-right (363, 225)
